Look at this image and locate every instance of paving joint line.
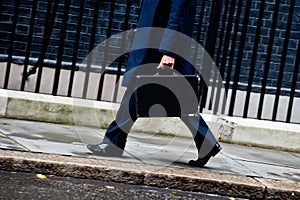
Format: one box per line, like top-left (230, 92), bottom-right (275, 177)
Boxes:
top-left (0, 131), bottom-right (30, 151)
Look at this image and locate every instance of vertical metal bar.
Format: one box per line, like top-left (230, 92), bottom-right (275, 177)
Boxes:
top-left (214, 0), bottom-right (229, 68)
top-left (0, 0), bottom-right (3, 18)
top-left (209, 0), bottom-right (229, 113)
top-left (112, 0), bottom-right (132, 102)
top-left (192, 0), bottom-right (206, 82)
top-left (68, 0), bottom-right (85, 97)
top-left (52, 0), bottom-right (71, 96)
top-left (199, 0), bottom-right (214, 112)
top-left (195, 0), bottom-right (206, 44)
top-left (243, 0), bottom-right (266, 118)
top-left (97, 0), bottom-right (116, 101)
top-left (193, 0), bottom-right (206, 106)
top-left (272, 1), bottom-right (295, 121)
top-left (3, 0), bottom-right (20, 89)
top-left (82, 0), bottom-right (100, 99)
top-left (219, 0), bottom-right (236, 114)
top-left (199, 0), bottom-right (223, 112)
top-left (224, 0), bottom-right (243, 116)
top-left (35, 0), bottom-right (58, 93)
top-left (21, 0), bottom-right (38, 91)
top-left (257, 0), bottom-right (280, 120)
top-left (197, 0), bottom-right (212, 112)
top-left (228, 0), bottom-right (252, 116)
top-left (286, 36), bottom-right (300, 123)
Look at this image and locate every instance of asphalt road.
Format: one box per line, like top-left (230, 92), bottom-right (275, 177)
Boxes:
top-left (0, 170), bottom-right (240, 200)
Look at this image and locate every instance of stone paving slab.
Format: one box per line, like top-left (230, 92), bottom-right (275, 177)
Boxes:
top-left (220, 142), bottom-right (300, 169)
top-left (237, 160), bottom-right (300, 182)
top-left (0, 131), bottom-right (28, 151)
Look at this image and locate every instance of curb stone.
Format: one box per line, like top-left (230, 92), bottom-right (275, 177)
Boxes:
top-left (254, 178), bottom-right (300, 200)
top-left (0, 149), bottom-right (299, 199)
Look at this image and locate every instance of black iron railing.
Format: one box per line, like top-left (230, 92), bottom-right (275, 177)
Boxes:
top-left (0, 0), bottom-right (299, 123)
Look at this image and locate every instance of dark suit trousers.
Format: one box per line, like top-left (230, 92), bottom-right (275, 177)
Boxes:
top-left (103, 87), bottom-right (219, 157)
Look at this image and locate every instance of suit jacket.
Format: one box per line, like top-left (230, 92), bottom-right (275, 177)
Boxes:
top-left (123, 0), bottom-right (197, 87)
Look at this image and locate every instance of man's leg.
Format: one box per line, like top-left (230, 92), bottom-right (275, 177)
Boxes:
top-left (181, 113), bottom-right (221, 167)
top-left (87, 88), bottom-right (137, 156)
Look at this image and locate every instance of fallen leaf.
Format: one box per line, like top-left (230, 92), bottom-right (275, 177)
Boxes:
top-left (228, 198), bottom-right (236, 200)
top-left (36, 174), bottom-right (47, 179)
top-left (268, 172), bottom-right (279, 176)
top-left (10, 172), bottom-right (17, 174)
top-left (105, 186), bottom-right (115, 189)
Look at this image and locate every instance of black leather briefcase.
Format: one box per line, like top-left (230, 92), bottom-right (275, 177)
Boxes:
top-left (134, 72), bottom-right (199, 117)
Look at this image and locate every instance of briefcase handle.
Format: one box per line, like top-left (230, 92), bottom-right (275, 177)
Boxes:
top-left (155, 67), bottom-right (178, 76)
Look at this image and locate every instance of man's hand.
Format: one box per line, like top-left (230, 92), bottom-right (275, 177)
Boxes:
top-left (158, 55), bottom-right (175, 70)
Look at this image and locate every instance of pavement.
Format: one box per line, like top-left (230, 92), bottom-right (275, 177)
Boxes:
top-left (0, 118), bottom-right (299, 199)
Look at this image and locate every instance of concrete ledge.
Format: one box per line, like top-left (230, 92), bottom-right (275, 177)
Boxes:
top-left (1, 89), bottom-right (300, 152)
top-left (215, 116), bottom-right (300, 152)
top-left (0, 149), bottom-right (299, 199)
top-left (0, 89), bottom-right (118, 128)
top-left (0, 89), bottom-right (208, 138)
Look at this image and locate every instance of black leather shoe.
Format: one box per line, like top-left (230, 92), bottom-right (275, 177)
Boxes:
top-left (87, 143), bottom-right (123, 157)
top-left (188, 143), bottom-right (222, 167)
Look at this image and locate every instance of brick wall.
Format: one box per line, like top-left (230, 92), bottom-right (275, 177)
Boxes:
top-left (236, 0), bottom-right (300, 91)
top-left (0, 0), bottom-right (299, 94)
top-left (0, 0), bottom-right (141, 67)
